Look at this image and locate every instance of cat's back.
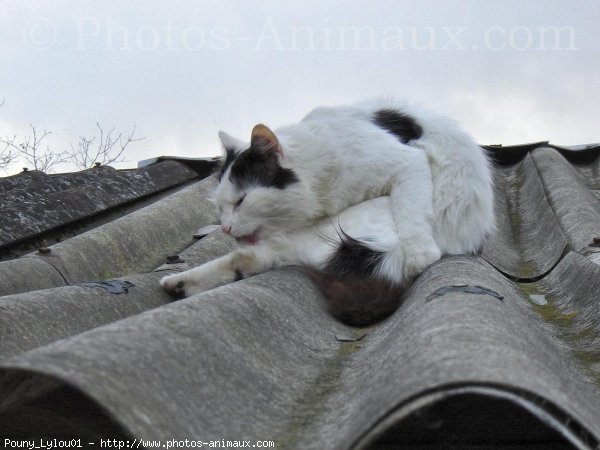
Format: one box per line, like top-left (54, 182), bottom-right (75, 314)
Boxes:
top-left (297, 98), bottom-right (488, 175)
top-left (301, 99), bottom-right (393, 127)
top-left (300, 98), bottom-right (467, 140)
top-left (295, 99), bottom-right (442, 152)
top-left (300, 98), bottom-right (423, 125)
top-left (286, 99), bottom-right (421, 156)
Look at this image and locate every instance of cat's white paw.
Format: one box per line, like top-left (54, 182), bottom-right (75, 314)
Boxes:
top-left (160, 272), bottom-right (212, 298)
top-left (379, 239), bottom-right (441, 282)
top-left (401, 240), bottom-right (441, 279)
top-left (160, 273), bottom-right (188, 298)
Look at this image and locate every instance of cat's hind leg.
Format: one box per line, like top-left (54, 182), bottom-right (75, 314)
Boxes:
top-left (381, 150), bottom-right (441, 281)
top-left (160, 248), bottom-right (273, 298)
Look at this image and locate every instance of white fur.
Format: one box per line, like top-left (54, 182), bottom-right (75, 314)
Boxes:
top-left (161, 99), bottom-right (495, 296)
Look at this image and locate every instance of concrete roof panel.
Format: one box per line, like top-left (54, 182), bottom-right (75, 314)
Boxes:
top-left (482, 153), bottom-right (568, 280)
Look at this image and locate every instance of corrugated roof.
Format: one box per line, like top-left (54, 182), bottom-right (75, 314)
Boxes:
top-left (0, 145), bottom-right (599, 449)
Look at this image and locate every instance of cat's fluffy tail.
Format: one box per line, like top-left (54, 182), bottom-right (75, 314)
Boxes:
top-left (305, 234), bottom-right (406, 327)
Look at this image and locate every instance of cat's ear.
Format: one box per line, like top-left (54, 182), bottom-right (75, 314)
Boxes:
top-left (251, 124), bottom-right (282, 156)
top-left (218, 131), bottom-right (247, 155)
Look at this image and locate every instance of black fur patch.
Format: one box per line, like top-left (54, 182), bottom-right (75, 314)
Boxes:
top-left (324, 234), bottom-right (383, 278)
top-left (218, 147), bottom-right (238, 181)
top-left (234, 269), bottom-right (244, 282)
top-left (306, 234), bottom-right (406, 327)
top-left (228, 146), bottom-right (299, 190)
top-left (372, 108), bottom-right (423, 143)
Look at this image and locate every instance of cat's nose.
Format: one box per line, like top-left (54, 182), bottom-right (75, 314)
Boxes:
top-left (222, 225), bottom-right (231, 235)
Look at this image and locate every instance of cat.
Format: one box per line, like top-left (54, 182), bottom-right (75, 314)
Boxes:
top-left (162, 196), bottom-right (404, 326)
top-left (160, 98), bottom-right (495, 325)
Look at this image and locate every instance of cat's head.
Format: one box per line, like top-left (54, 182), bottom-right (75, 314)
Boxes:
top-left (213, 124), bottom-right (312, 245)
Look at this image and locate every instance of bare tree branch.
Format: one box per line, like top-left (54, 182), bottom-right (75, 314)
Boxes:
top-left (68, 123), bottom-right (145, 169)
top-left (0, 107), bottom-right (145, 173)
top-left (0, 135), bottom-right (19, 169)
top-left (0, 100), bottom-right (12, 169)
top-left (0, 100), bottom-right (19, 169)
top-left (0, 124), bottom-right (68, 173)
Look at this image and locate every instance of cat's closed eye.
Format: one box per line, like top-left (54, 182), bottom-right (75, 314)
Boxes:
top-left (234, 195), bottom-right (246, 208)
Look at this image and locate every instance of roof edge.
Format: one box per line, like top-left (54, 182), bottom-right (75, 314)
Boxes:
top-left (482, 142), bottom-right (600, 166)
top-left (353, 383), bottom-right (599, 450)
top-left (137, 155), bottom-right (220, 176)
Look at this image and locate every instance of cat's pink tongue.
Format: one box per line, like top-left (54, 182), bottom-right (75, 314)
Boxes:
top-left (237, 234), bottom-right (258, 245)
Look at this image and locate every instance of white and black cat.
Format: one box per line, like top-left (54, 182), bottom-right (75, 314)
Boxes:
top-left (161, 99), bottom-right (495, 326)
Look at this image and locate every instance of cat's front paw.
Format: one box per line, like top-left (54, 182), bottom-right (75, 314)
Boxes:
top-left (379, 240), bottom-right (441, 283)
top-left (402, 241), bottom-right (441, 279)
top-left (160, 272), bottom-right (212, 299)
top-left (160, 274), bottom-right (189, 298)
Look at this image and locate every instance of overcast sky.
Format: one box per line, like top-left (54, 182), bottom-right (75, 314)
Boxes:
top-left (1, 0), bottom-right (599, 175)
